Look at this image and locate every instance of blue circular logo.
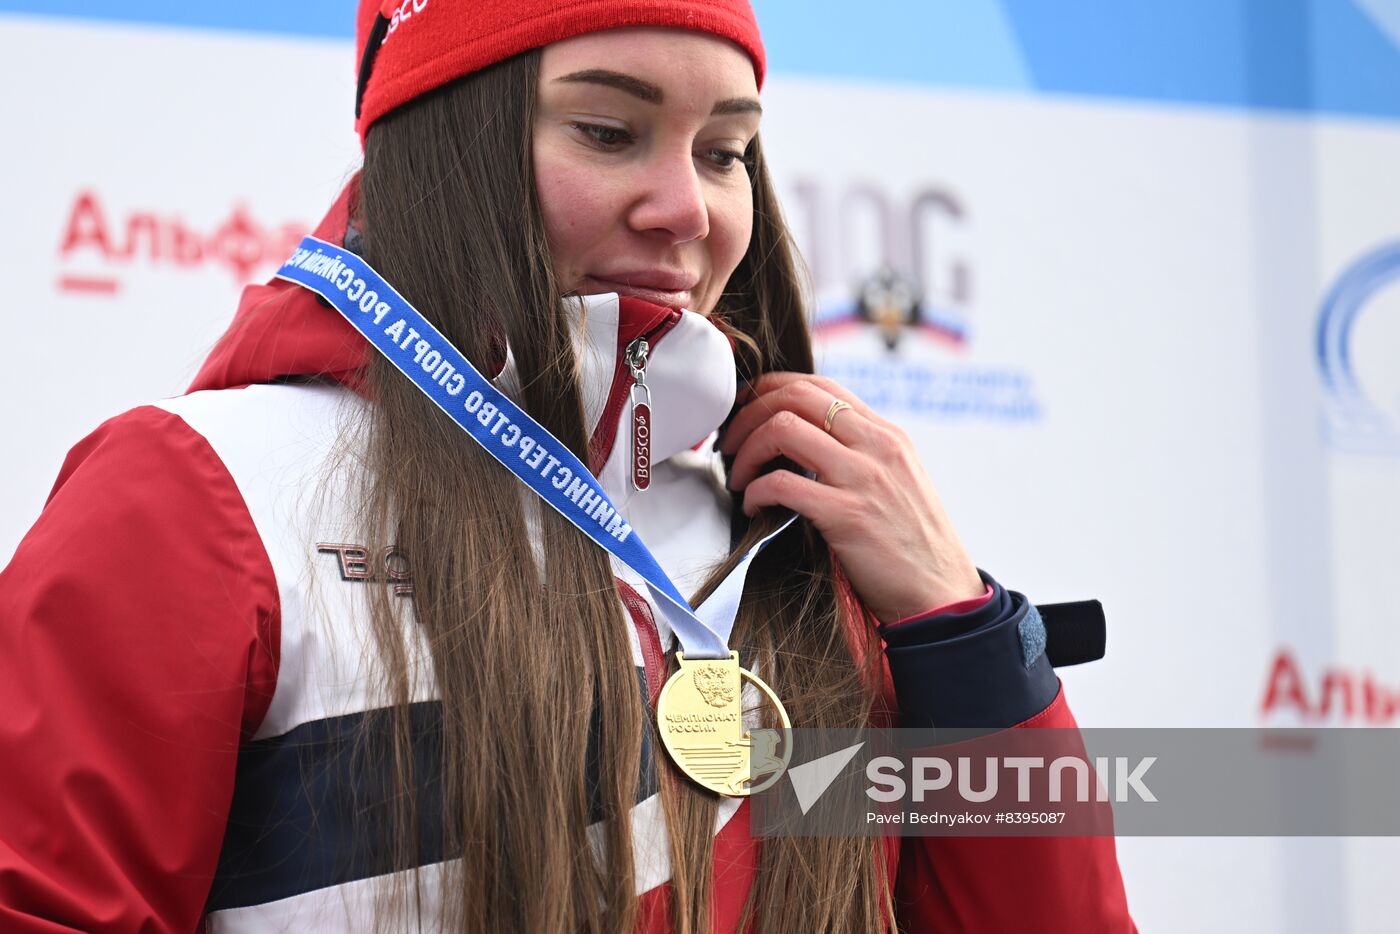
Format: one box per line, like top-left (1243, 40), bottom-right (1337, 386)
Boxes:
top-left (1317, 242), bottom-right (1400, 452)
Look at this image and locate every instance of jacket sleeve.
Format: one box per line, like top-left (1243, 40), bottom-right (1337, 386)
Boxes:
top-left (881, 572), bottom-right (1136, 933)
top-left (0, 406), bottom-right (279, 933)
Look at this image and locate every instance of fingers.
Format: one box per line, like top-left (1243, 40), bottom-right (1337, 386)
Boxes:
top-left (747, 371), bottom-right (879, 419)
top-left (721, 375), bottom-right (877, 456)
top-left (740, 467), bottom-right (857, 523)
top-left (726, 408), bottom-right (862, 492)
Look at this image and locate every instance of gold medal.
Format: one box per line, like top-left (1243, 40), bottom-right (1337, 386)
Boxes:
top-left (655, 651), bottom-right (792, 796)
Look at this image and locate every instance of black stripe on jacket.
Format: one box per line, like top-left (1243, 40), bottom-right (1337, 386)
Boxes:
top-left (206, 668), bottom-right (655, 911)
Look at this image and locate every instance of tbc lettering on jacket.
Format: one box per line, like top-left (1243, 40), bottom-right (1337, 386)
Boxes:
top-left (316, 543), bottom-right (414, 596)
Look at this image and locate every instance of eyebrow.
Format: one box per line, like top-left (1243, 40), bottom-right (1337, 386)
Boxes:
top-left (555, 68), bottom-right (762, 116)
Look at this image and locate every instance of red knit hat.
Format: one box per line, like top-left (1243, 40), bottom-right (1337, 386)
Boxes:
top-left (355, 0), bottom-right (766, 143)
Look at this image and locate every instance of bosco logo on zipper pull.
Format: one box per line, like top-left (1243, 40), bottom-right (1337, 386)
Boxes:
top-left (627, 336), bottom-right (652, 491)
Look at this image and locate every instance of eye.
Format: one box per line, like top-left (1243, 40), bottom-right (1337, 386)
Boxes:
top-left (702, 144), bottom-right (755, 175)
top-left (570, 122), bottom-right (635, 150)
top-left (705, 149), bottom-right (750, 172)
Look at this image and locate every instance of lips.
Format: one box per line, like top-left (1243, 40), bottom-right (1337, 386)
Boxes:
top-left (580, 272), bottom-right (698, 310)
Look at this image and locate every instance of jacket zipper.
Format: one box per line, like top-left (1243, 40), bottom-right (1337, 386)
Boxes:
top-left (625, 335), bottom-right (653, 491)
top-left (593, 308), bottom-right (682, 707)
top-left (616, 578), bottom-right (667, 709)
top-left (588, 311), bottom-right (682, 474)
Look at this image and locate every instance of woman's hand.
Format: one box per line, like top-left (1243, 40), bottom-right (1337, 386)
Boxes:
top-left (718, 371), bottom-right (984, 624)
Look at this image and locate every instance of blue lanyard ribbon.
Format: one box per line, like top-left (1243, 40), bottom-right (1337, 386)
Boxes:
top-left (276, 235), bottom-right (794, 659)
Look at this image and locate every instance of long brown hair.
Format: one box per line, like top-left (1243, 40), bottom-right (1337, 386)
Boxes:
top-left (349, 48), bottom-right (895, 933)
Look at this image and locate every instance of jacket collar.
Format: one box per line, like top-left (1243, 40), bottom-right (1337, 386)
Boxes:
top-left (564, 294), bottom-right (737, 502)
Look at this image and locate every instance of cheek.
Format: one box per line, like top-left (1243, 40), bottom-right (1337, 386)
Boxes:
top-left (707, 185), bottom-right (753, 285)
top-left (534, 145), bottom-right (615, 282)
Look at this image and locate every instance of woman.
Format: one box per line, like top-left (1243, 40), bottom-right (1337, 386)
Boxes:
top-left (0, 1), bottom-right (1135, 931)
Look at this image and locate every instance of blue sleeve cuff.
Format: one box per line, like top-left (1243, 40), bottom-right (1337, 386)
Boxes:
top-left (878, 569), bottom-right (1059, 730)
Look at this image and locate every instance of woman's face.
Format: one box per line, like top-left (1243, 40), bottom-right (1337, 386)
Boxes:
top-left (533, 28), bottom-right (761, 317)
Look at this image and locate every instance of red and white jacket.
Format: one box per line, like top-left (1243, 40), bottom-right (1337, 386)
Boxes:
top-left (0, 184), bottom-right (1136, 932)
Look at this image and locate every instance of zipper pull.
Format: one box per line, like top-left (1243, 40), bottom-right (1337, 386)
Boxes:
top-left (626, 337), bottom-right (653, 492)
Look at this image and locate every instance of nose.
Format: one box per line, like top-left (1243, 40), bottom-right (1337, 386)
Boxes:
top-left (626, 147), bottom-right (710, 244)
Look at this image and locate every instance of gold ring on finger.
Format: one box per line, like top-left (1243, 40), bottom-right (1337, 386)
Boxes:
top-left (823, 399), bottom-right (853, 434)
